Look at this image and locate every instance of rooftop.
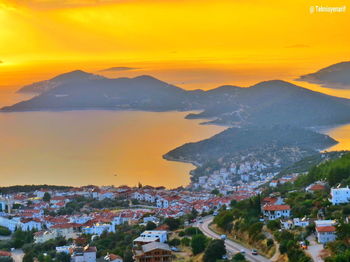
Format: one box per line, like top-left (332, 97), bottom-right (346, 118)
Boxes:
top-left (316, 226), bottom-right (336, 232)
top-left (142, 242), bottom-right (171, 253)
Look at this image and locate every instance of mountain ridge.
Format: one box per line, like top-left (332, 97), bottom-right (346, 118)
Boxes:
top-left (297, 61), bottom-right (350, 88)
top-left (4, 69), bottom-right (350, 128)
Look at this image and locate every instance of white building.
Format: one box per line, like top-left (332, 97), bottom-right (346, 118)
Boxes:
top-left (71, 245), bottom-right (97, 262)
top-left (20, 218), bottom-right (42, 231)
top-left (82, 223), bottom-right (115, 236)
top-left (280, 220), bottom-right (293, 230)
top-left (0, 217), bottom-right (20, 232)
top-left (0, 217), bottom-right (42, 232)
top-left (198, 176), bottom-right (207, 185)
top-left (262, 205), bottom-right (291, 220)
top-left (330, 186), bottom-right (350, 205)
top-left (269, 180), bottom-right (278, 188)
top-left (143, 216), bottom-right (159, 224)
top-left (315, 220), bottom-right (336, 227)
top-left (56, 246), bottom-right (71, 254)
top-left (316, 226), bottom-right (336, 244)
top-left (293, 218), bottom-right (309, 227)
top-left (134, 230), bottom-right (168, 244)
top-left (315, 220), bottom-right (337, 244)
top-left (156, 197), bottom-right (169, 208)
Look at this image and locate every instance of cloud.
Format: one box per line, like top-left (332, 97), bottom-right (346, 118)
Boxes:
top-left (99, 67), bottom-right (139, 72)
top-left (285, 44), bottom-right (310, 48)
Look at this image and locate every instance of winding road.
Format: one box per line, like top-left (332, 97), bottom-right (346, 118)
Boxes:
top-left (195, 216), bottom-right (271, 262)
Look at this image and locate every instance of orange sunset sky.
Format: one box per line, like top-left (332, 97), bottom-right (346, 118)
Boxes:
top-left (0, 0), bottom-right (349, 90)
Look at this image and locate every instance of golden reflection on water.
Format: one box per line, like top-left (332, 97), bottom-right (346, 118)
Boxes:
top-left (323, 124), bottom-right (350, 152)
top-left (0, 110), bottom-right (225, 188)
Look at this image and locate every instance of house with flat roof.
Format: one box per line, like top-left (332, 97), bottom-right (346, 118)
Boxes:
top-left (330, 186), bottom-right (350, 205)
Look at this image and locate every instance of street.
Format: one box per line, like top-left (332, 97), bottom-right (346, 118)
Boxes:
top-left (195, 216), bottom-right (271, 262)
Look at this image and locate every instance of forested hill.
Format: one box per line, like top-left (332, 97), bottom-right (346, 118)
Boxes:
top-left (293, 152), bottom-right (350, 189)
top-left (164, 125), bottom-right (337, 167)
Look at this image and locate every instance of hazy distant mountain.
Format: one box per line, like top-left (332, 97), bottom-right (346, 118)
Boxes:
top-left (4, 71), bottom-right (350, 128)
top-left (297, 61), bottom-right (350, 88)
top-left (187, 80), bottom-right (350, 127)
top-left (17, 70), bottom-right (105, 94)
top-left (6, 73), bottom-right (196, 111)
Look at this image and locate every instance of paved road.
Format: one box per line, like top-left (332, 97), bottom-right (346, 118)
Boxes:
top-left (195, 216), bottom-right (271, 262)
top-left (305, 235), bottom-right (324, 262)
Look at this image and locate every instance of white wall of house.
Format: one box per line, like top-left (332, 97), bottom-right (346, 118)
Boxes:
top-left (330, 187), bottom-right (350, 205)
top-left (140, 230), bottom-right (167, 243)
top-left (317, 231), bottom-right (336, 244)
top-left (82, 224), bottom-right (115, 236)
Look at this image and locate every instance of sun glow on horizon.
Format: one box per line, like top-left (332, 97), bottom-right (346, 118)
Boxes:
top-left (0, 0), bottom-right (349, 90)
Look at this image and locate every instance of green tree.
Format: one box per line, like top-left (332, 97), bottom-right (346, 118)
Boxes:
top-left (266, 220), bottom-right (280, 231)
top-left (12, 229), bottom-right (34, 248)
top-left (232, 252), bottom-right (246, 261)
top-left (214, 211), bottom-right (233, 231)
top-left (43, 192), bottom-right (51, 202)
top-left (55, 252), bottom-right (71, 262)
top-left (164, 218), bottom-right (181, 231)
top-left (267, 238), bottom-right (274, 247)
top-left (123, 248), bottom-right (133, 262)
top-left (191, 234), bottom-right (207, 255)
top-left (203, 239), bottom-right (226, 262)
top-left (0, 257), bottom-right (14, 262)
top-left (169, 238), bottom-right (181, 246)
top-left (211, 189), bottom-right (220, 195)
top-left (0, 226), bottom-right (11, 236)
top-left (184, 227), bottom-right (202, 236)
top-left (181, 237), bottom-right (190, 246)
top-left (22, 252), bottom-right (34, 262)
top-left (187, 208), bottom-right (199, 221)
top-left (145, 221), bottom-right (157, 230)
top-left (336, 222), bottom-right (350, 240)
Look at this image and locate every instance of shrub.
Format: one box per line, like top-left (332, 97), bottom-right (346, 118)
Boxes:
top-left (232, 252), bottom-right (246, 261)
top-left (145, 221), bottom-right (157, 230)
top-left (267, 238), bottom-right (274, 247)
top-left (184, 227), bottom-right (202, 236)
top-left (0, 226), bottom-right (11, 236)
top-left (168, 238), bottom-right (180, 246)
top-left (178, 231), bottom-right (185, 237)
top-left (266, 220), bottom-right (280, 231)
top-left (181, 237), bottom-right (190, 246)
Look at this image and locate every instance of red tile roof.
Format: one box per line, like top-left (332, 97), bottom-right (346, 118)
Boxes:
top-left (263, 205), bottom-right (291, 211)
top-left (51, 196), bottom-right (66, 201)
top-left (262, 197), bottom-right (278, 205)
top-left (309, 184), bottom-right (326, 191)
top-left (84, 246), bottom-right (97, 252)
top-left (51, 223), bottom-right (80, 229)
top-left (0, 251), bottom-right (11, 257)
top-left (316, 226), bottom-right (336, 232)
top-left (107, 253), bottom-right (122, 261)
